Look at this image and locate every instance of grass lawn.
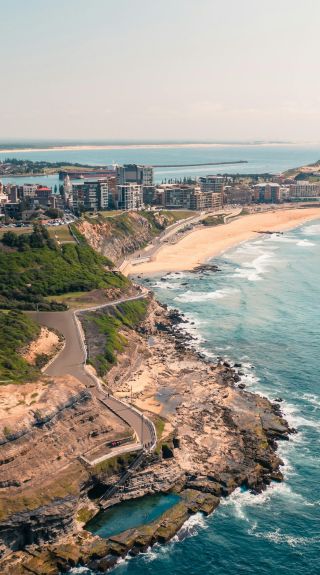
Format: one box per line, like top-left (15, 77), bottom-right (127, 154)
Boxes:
top-left (48, 225), bottom-right (75, 243)
top-left (0, 225), bottom-right (74, 243)
top-left (159, 210), bottom-right (198, 221)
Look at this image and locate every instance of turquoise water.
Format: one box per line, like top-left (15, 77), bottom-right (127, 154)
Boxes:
top-left (2, 143), bottom-right (320, 184)
top-left (73, 221), bottom-right (320, 574)
top-left (9, 143), bottom-right (319, 573)
top-left (86, 493), bottom-right (180, 539)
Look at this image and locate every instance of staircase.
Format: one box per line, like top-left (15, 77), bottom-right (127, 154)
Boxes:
top-left (98, 450), bottom-right (147, 509)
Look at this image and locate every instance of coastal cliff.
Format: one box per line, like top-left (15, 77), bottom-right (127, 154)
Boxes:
top-left (0, 294), bottom-right (293, 574)
top-left (77, 210), bottom-right (191, 263)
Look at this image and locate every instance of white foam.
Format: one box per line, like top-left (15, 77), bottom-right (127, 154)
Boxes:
top-left (296, 239), bottom-right (315, 247)
top-left (301, 223), bottom-right (320, 236)
top-left (281, 401), bottom-right (320, 432)
top-left (301, 393), bottom-right (320, 409)
top-left (248, 525), bottom-right (320, 547)
top-left (173, 512), bottom-right (208, 541)
top-left (175, 287), bottom-right (239, 303)
top-left (232, 252), bottom-right (274, 282)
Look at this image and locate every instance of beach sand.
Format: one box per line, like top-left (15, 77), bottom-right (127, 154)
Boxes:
top-left (0, 142), bottom-right (304, 154)
top-left (126, 207), bottom-right (320, 275)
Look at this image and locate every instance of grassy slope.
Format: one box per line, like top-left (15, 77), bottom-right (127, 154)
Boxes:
top-left (82, 299), bottom-right (148, 376)
top-left (0, 228), bottom-right (129, 310)
top-left (0, 311), bottom-right (41, 384)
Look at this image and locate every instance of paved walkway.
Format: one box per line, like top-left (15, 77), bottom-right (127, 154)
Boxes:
top-left (30, 292), bottom-right (156, 450)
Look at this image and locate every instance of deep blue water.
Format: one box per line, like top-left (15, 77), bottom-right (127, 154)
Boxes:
top-left (2, 143), bottom-right (320, 185)
top-left (75, 221), bottom-right (320, 575)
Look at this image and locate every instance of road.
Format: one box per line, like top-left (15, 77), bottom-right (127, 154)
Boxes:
top-left (30, 292), bottom-right (156, 450)
top-left (122, 208), bottom-right (241, 272)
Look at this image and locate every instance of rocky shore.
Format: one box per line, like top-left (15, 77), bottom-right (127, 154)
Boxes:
top-left (0, 298), bottom-right (293, 574)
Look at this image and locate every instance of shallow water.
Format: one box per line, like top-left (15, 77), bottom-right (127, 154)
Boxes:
top-left (86, 493), bottom-right (180, 540)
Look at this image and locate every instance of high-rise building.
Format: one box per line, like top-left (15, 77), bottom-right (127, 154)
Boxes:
top-left (63, 175), bottom-right (73, 207)
top-left (116, 164), bottom-right (153, 186)
top-left (71, 180), bottom-right (109, 211)
top-left (117, 184), bottom-right (143, 210)
top-left (199, 175), bottom-right (224, 194)
top-left (162, 186), bottom-right (194, 208)
top-left (253, 183), bottom-right (281, 203)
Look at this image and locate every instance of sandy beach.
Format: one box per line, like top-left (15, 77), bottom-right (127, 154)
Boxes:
top-left (126, 207), bottom-right (320, 275)
top-left (0, 142), bottom-right (307, 154)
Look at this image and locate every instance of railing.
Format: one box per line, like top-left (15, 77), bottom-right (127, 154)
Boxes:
top-left (98, 449), bottom-right (147, 506)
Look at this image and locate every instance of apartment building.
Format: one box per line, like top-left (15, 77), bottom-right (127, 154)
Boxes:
top-left (71, 180), bottom-right (109, 211)
top-left (288, 181), bottom-right (320, 199)
top-left (117, 184), bottom-right (143, 210)
top-left (253, 183), bottom-right (281, 203)
top-left (116, 164), bottom-right (153, 186)
top-left (163, 186), bottom-right (194, 209)
top-left (199, 175), bottom-right (224, 194)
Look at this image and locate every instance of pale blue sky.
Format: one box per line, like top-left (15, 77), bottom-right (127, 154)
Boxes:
top-left (1, 0), bottom-right (319, 141)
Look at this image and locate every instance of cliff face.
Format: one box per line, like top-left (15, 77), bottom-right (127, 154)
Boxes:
top-left (77, 211), bottom-right (178, 263)
top-left (0, 298), bottom-right (293, 574)
top-left (0, 375), bottom-right (128, 557)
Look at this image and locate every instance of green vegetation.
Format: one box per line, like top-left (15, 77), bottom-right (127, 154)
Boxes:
top-left (92, 451), bottom-right (137, 476)
top-left (83, 299), bottom-right (149, 376)
top-left (153, 415), bottom-right (165, 441)
top-left (0, 225), bottom-right (128, 310)
top-left (202, 214), bottom-right (225, 226)
top-left (0, 157), bottom-right (99, 176)
top-left (76, 507), bottom-right (96, 524)
top-left (0, 310), bottom-right (41, 384)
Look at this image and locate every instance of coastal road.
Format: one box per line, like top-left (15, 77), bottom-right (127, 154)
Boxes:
top-left (123, 207), bottom-right (241, 273)
top-left (30, 292), bottom-right (156, 449)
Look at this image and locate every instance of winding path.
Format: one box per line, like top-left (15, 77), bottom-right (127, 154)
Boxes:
top-left (31, 291), bottom-right (156, 452)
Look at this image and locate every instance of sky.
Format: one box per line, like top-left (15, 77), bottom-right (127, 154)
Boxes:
top-left (0, 0), bottom-right (320, 142)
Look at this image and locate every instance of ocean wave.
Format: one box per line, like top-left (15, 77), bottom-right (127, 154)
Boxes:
top-left (232, 252), bottom-right (274, 281)
top-left (281, 402), bottom-right (320, 432)
top-left (174, 287), bottom-right (239, 303)
top-left (173, 512), bottom-right (208, 541)
top-left (248, 525), bottom-right (320, 547)
top-left (296, 239), bottom-right (315, 247)
top-left (301, 393), bottom-right (320, 409)
top-left (301, 223), bottom-right (320, 236)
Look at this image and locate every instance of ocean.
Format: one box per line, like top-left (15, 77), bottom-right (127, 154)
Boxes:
top-left (74, 221), bottom-right (320, 575)
top-left (3, 143), bottom-right (319, 573)
top-left (1, 142), bottom-right (320, 185)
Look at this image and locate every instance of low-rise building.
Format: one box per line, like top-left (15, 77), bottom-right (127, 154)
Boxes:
top-left (288, 181), bottom-right (320, 199)
top-left (223, 185), bottom-right (252, 205)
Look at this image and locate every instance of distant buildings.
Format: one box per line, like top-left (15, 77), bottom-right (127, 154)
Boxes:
top-left (288, 181), bottom-right (320, 200)
top-left (71, 180), bottom-right (109, 211)
top-left (253, 183), bottom-right (281, 203)
top-left (117, 184), bottom-right (143, 210)
top-left (162, 186), bottom-right (193, 209)
top-left (199, 175), bottom-right (224, 194)
top-left (224, 185), bottom-right (253, 205)
top-left (116, 164), bottom-right (153, 186)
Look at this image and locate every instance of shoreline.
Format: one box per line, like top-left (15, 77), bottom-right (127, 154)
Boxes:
top-left (126, 207), bottom-right (320, 276)
top-left (0, 142), bottom-right (316, 154)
